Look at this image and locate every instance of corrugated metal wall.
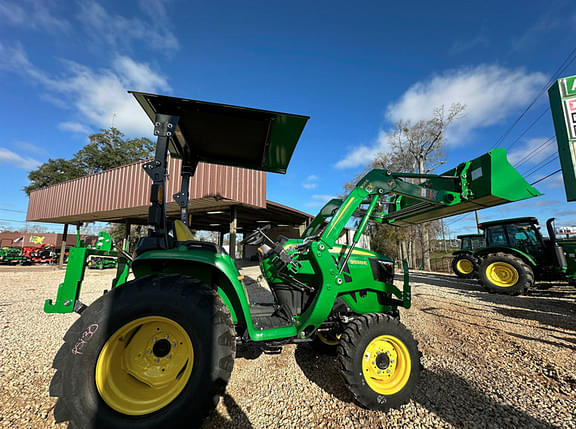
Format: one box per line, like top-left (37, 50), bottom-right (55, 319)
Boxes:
top-left (27, 157), bottom-right (266, 223)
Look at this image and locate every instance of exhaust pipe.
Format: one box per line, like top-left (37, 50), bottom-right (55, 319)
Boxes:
top-left (546, 218), bottom-right (567, 270)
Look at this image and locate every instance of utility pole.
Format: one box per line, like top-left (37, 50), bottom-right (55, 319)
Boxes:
top-left (441, 219), bottom-right (447, 252)
top-left (475, 210), bottom-right (480, 234)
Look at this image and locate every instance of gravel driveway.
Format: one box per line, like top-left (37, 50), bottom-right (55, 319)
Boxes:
top-left (1, 265), bottom-right (574, 428)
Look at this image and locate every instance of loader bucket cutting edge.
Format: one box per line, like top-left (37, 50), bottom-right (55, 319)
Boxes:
top-left (385, 149), bottom-right (542, 226)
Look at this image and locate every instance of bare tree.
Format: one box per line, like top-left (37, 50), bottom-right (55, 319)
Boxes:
top-left (389, 103), bottom-right (465, 270)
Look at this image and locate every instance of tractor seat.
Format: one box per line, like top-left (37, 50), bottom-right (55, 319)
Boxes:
top-left (173, 220), bottom-right (228, 255)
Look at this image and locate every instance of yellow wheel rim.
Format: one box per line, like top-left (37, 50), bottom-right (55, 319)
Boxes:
top-left (95, 316), bottom-right (194, 416)
top-left (456, 259), bottom-right (474, 274)
top-left (362, 335), bottom-right (411, 395)
top-left (486, 262), bottom-right (519, 287)
top-left (317, 331), bottom-right (341, 346)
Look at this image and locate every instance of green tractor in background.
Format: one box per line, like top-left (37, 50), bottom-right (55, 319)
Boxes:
top-left (471, 217), bottom-right (576, 295)
top-left (44, 92), bottom-right (540, 428)
top-left (451, 233), bottom-right (486, 278)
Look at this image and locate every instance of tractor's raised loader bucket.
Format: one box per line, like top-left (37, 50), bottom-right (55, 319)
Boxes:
top-left (384, 149), bottom-right (542, 226)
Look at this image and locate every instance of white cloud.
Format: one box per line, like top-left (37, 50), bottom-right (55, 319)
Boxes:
top-left (510, 200), bottom-right (559, 209)
top-left (336, 65), bottom-right (547, 169)
top-left (0, 0), bottom-right (69, 33)
top-left (335, 129), bottom-right (391, 169)
top-left (305, 194), bottom-right (337, 208)
top-left (508, 137), bottom-right (556, 166)
top-left (386, 65), bottom-right (547, 138)
top-left (58, 122), bottom-right (92, 135)
top-left (302, 174), bottom-right (319, 189)
top-left (311, 194), bottom-right (336, 202)
top-left (0, 148), bottom-right (41, 170)
top-left (0, 43), bottom-right (170, 136)
top-left (449, 34), bottom-right (490, 55)
top-left (15, 141), bottom-right (49, 156)
top-left (541, 171), bottom-right (565, 189)
top-left (78, 0), bottom-right (178, 53)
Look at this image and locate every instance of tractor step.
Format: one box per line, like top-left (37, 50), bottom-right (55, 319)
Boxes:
top-left (249, 303), bottom-right (294, 330)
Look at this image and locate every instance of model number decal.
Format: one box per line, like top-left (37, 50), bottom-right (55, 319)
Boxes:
top-left (71, 324), bottom-right (99, 355)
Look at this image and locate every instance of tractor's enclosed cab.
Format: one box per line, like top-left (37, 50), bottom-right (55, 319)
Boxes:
top-left (456, 234), bottom-right (486, 252)
top-left (478, 217), bottom-right (567, 273)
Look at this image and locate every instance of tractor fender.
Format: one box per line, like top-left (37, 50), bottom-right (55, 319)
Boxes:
top-left (452, 250), bottom-right (475, 257)
top-left (474, 247), bottom-right (537, 267)
top-left (131, 247), bottom-right (252, 328)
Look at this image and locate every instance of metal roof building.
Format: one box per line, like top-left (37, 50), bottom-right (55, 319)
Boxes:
top-left (26, 156), bottom-right (313, 259)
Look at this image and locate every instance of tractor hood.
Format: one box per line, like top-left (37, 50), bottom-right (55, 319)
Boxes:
top-left (130, 91), bottom-right (309, 174)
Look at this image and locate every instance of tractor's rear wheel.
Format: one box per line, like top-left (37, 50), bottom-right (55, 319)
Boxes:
top-left (451, 254), bottom-right (478, 278)
top-left (338, 313), bottom-right (420, 410)
top-left (479, 253), bottom-right (534, 295)
top-left (50, 274), bottom-right (235, 429)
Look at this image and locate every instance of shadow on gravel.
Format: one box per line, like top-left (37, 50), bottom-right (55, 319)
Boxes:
top-left (419, 306), bottom-right (576, 352)
top-left (202, 393), bottom-right (253, 429)
top-left (293, 343), bottom-right (355, 404)
top-left (235, 343), bottom-right (264, 360)
top-left (411, 272), bottom-right (576, 333)
top-left (415, 368), bottom-right (555, 429)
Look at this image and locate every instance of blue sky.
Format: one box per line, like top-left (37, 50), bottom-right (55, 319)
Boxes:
top-left (0, 0), bottom-right (575, 237)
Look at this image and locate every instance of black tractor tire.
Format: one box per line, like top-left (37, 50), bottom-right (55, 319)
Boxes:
top-left (451, 253), bottom-right (478, 278)
top-left (478, 252), bottom-right (534, 295)
top-left (337, 313), bottom-right (420, 410)
top-left (50, 274), bottom-right (236, 429)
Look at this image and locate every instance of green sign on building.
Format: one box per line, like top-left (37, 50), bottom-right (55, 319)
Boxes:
top-left (548, 75), bottom-right (576, 202)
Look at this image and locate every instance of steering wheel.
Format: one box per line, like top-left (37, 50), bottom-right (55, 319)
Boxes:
top-left (241, 224), bottom-right (272, 246)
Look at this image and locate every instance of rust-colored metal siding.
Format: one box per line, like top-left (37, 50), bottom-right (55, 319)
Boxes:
top-left (27, 157), bottom-right (266, 224)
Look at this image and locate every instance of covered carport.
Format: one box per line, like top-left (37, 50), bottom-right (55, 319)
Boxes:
top-left (26, 156), bottom-right (313, 261)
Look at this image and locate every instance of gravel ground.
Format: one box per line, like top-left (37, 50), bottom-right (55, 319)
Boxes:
top-left (1, 265), bottom-right (575, 428)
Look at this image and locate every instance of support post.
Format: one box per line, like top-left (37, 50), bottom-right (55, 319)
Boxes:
top-left (173, 165), bottom-right (197, 226)
top-left (142, 113), bottom-right (179, 246)
top-left (229, 206), bottom-right (237, 260)
top-left (59, 223), bottom-right (68, 269)
top-left (123, 222), bottom-right (131, 251)
top-left (218, 231), bottom-right (224, 247)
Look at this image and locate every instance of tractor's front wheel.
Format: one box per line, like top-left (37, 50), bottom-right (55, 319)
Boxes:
top-left (451, 254), bottom-right (478, 278)
top-left (50, 274), bottom-right (235, 429)
top-left (311, 329), bottom-right (342, 354)
top-left (478, 252), bottom-right (534, 295)
top-left (338, 314), bottom-right (420, 410)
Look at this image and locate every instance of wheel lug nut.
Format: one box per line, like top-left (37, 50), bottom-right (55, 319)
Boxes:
top-left (147, 350), bottom-right (152, 354)
top-left (153, 338), bottom-right (157, 343)
top-left (167, 355), bottom-right (172, 359)
top-left (172, 343), bottom-right (176, 347)
top-left (155, 358), bottom-right (160, 363)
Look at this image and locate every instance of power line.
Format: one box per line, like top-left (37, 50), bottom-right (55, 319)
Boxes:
top-left (505, 107), bottom-right (550, 152)
top-left (530, 168), bottom-right (562, 186)
top-left (523, 154), bottom-right (559, 178)
top-left (513, 136), bottom-right (555, 168)
top-left (0, 218), bottom-right (47, 224)
top-left (490, 46), bottom-right (576, 150)
top-left (0, 208), bottom-right (27, 214)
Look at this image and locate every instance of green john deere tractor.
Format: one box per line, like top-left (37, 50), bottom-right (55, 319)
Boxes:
top-left (451, 234), bottom-right (485, 278)
top-left (469, 217), bottom-right (576, 295)
top-left (44, 92), bottom-right (541, 428)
